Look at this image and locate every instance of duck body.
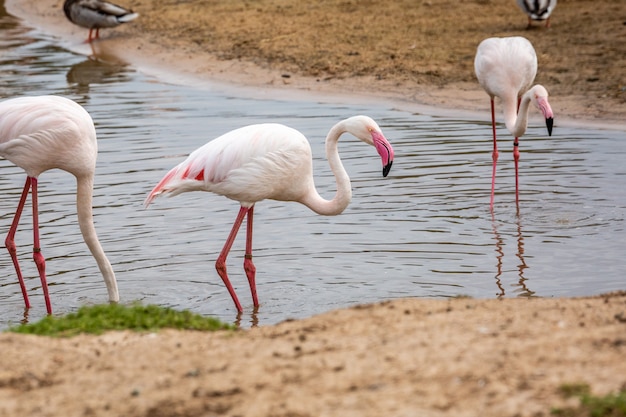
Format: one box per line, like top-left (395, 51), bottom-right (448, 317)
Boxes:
top-left (63, 0), bottom-right (139, 41)
top-left (516, 0), bottom-right (557, 28)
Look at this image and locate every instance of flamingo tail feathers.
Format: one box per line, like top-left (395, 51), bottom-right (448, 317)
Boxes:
top-left (144, 166), bottom-right (179, 207)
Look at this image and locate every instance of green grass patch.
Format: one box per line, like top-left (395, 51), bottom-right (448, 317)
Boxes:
top-left (552, 383), bottom-right (626, 417)
top-left (8, 303), bottom-right (235, 337)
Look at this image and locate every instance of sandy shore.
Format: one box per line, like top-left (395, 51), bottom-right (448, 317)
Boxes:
top-left (2, 1), bottom-right (626, 416)
top-left (6, 0), bottom-right (626, 131)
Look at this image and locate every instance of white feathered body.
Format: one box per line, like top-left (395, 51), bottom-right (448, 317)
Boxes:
top-left (147, 124), bottom-right (316, 207)
top-left (474, 36), bottom-right (537, 104)
top-left (0, 95), bottom-right (97, 179)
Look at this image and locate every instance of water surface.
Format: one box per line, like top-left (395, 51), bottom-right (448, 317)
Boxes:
top-left (0, 5), bottom-right (624, 329)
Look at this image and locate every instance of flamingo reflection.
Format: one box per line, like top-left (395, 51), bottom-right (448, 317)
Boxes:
top-left (491, 213), bottom-right (535, 297)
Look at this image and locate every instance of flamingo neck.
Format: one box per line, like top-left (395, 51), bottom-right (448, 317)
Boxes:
top-left (301, 122), bottom-right (352, 216)
top-left (503, 91), bottom-right (532, 138)
top-left (76, 175), bottom-right (119, 302)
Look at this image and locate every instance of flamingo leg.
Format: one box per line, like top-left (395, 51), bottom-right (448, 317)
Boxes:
top-left (243, 206), bottom-right (258, 308)
top-left (30, 178), bottom-right (52, 314)
top-left (215, 206), bottom-right (250, 312)
top-left (514, 97), bottom-right (521, 207)
top-left (490, 98), bottom-right (499, 211)
top-left (5, 178), bottom-right (32, 310)
top-left (514, 139), bottom-right (520, 206)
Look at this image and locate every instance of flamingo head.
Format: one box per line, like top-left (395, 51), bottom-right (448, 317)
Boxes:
top-left (345, 115), bottom-right (395, 177)
top-left (531, 85), bottom-right (554, 137)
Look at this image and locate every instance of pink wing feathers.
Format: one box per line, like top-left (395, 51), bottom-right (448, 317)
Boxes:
top-left (144, 123), bottom-right (313, 207)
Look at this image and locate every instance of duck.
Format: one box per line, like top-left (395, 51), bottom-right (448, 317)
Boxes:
top-left (516, 0), bottom-right (557, 28)
top-left (63, 0), bottom-right (139, 42)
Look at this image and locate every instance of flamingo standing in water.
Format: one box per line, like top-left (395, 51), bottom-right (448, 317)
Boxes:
top-left (145, 115), bottom-right (394, 313)
top-left (63, 0), bottom-right (139, 43)
top-left (0, 95), bottom-right (119, 314)
top-left (474, 36), bottom-right (554, 210)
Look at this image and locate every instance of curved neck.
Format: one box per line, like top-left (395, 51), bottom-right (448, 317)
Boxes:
top-left (503, 92), bottom-right (532, 138)
top-left (76, 176), bottom-right (119, 302)
top-left (301, 123), bottom-right (352, 216)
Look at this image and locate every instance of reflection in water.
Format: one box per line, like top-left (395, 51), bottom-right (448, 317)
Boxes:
top-left (513, 216), bottom-right (534, 297)
top-left (66, 42), bottom-right (131, 96)
top-left (234, 308), bottom-right (260, 328)
top-left (492, 213), bottom-right (535, 298)
top-left (492, 219), bottom-right (505, 297)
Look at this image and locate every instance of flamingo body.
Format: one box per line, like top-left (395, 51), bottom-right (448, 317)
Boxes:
top-left (516, 0), bottom-right (557, 28)
top-left (0, 95), bottom-right (119, 314)
top-left (147, 124), bottom-right (317, 208)
top-left (63, 0), bottom-right (139, 42)
top-left (474, 37), bottom-right (554, 209)
top-left (146, 115), bottom-right (394, 312)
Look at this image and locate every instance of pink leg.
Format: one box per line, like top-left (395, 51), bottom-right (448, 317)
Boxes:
top-left (514, 138), bottom-right (520, 206)
top-left (5, 178), bottom-right (32, 309)
top-left (215, 206), bottom-right (250, 312)
top-left (243, 206), bottom-right (258, 308)
top-left (87, 28), bottom-right (98, 43)
top-left (514, 97), bottom-right (521, 207)
top-left (30, 178), bottom-right (52, 314)
top-left (490, 98), bottom-right (498, 211)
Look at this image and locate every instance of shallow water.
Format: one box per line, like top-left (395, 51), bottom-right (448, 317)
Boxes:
top-left (0, 5), bottom-right (624, 329)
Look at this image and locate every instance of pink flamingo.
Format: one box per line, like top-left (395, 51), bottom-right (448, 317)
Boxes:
top-left (63, 0), bottom-right (139, 43)
top-left (474, 36), bottom-right (554, 210)
top-left (145, 115), bottom-right (394, 312)
top-left (0, 95), bottom-right (119, 314)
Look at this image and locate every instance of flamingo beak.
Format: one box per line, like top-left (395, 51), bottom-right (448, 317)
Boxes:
top-left (536, 96), bottom-right (554, 137)
top-left (383, 160), bottom-right (393, 177)
top-left (372, 132), bottom-right (394, 177)
top-left (546, 117), bottom-right (554, 136)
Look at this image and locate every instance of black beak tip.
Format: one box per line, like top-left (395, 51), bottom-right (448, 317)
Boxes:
top-left (382, 160), bottom-right (393, 177)
top-left (546, 117), bottom-right (554, 136)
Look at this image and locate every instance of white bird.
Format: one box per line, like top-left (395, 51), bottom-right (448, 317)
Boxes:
top-left (145, 115), bottom-right (395, 313)
top-left (0, 95), bottom-right (119, 314)
top-left (516, 0), bottom-right (557, 28)
top-left (63, 0), bottom-right (139, 43)
top-left (474, 36), bottom-right (554, 210)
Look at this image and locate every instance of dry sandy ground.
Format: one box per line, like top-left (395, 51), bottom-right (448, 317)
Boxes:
top-left (1, 294), bottom-right (625, 417)
top-left (2, 0), bottom-right (626, 416)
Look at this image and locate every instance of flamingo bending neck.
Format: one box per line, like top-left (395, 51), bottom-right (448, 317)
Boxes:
top-left (502, 85), bottom-right (552, 138)
top-left (300, 119), bottom-right (354, 216)
top-left (76, 175), bottom-right (119, 302)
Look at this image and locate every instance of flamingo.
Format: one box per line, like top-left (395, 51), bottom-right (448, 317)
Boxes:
top-left (145, 115), bottom-right (394, 313)
top-left (0, 95), bottom-right (119, 314)
top-left (63, 0), bottom-right (139, 43)
top-left (474, 36), bottom-right (554, 210)
top-left (516, 0), bottom-right (557, 29)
